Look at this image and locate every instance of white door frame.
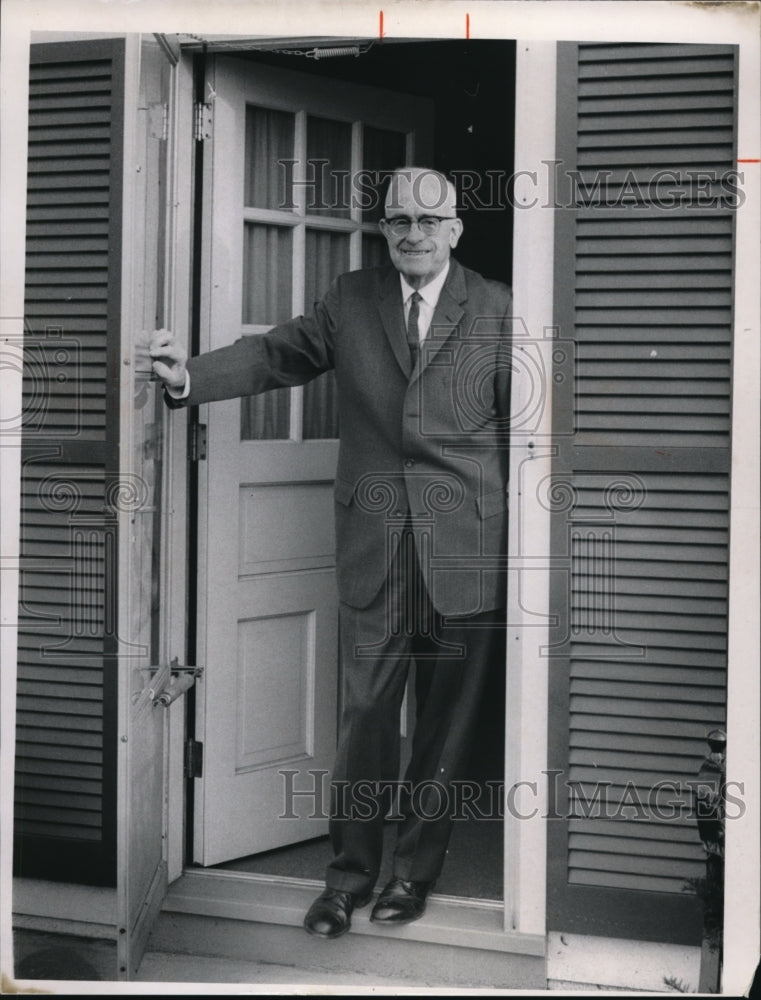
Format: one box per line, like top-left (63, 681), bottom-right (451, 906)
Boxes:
top-left (160, 46), bottom-right (196, 884)
top-left (503, 38), bottom-right (556, 937)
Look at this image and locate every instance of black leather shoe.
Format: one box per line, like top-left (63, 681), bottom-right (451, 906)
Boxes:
top-left (303, 887), bottom-right (372, 939)
top-left (369, 878), bottom-right (433, 925)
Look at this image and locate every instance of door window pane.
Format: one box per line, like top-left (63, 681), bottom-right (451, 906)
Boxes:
top-left (244, 105), bottom-right (295, 210)
top-left (241, 385), bottom-right (291, 440)
top-left (304, 230), bottom-right (350, 309)
top-left (362, 126), bottom-right (407, 223)
top-left (303, 229), bottom-right (349, 440)
top-left (306, 115), bottom-right (352, 218)
top-left (241, 224), bottom-right (293, 440)
top-left (242, 224), bottom-right (293, 325)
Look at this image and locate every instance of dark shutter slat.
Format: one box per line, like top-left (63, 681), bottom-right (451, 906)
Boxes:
top-left (571, 713), bottom-right (718, 739)
top-left (16, 773), bottom-right (102, 796)
top-left (15, 757), bottom-right (102, 779)
top-left (571, 748), bottom-right (719, 771)
top-left (574, 732), bottom-right (717, 755)
top-left (577, 271), bottom-right (732, 289)
top-left (580, 93), bottom-right (734, 112)
top-left (569, 870), bottom-right (689, 893)
top-left (570, 853), bottom-right (701, 880)
top-left (19, 727), bottom-right (103, 748)
top-left (29, 94), bottom-right (112, 111)
top-left (579, 110), bottom-right (737, 131)
top-left (14, 821), bottom-right (102, 840)
top-left (17, 710), bottom-right (104, 730)
top-left (15, 804), bottom-right (103, 826)
top-left (577, 128), bottom-right (734, 148)
top-left (18, 683), bottom-right (104, 702)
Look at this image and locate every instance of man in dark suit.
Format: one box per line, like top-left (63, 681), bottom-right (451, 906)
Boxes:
top-left (151, 167), bottom-right (512, 939)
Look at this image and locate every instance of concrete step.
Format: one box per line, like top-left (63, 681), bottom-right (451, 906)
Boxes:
top-left (136, 950), bottom-right (439, 989)
top-left (144, 869), bottom-right (546, 990)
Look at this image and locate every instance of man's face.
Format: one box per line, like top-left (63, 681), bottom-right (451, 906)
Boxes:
top-left (381, 171), bottom-right (463, 289)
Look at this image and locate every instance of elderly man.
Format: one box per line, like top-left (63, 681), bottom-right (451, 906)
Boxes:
top-left (151, 166), bottom-right (512, 939)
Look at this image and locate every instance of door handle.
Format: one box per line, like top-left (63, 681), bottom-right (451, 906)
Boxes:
top-left (155, 671), bottom-right (195, 707)
top-left (155, 658), bottom-right (204, 707)
top-left (136, 658), bottom-right (204, 706)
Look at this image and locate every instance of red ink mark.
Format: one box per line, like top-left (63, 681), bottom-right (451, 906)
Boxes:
top-left (379, 10), bottom-right (384, 38)
top-left (737, 158), bottom-right (760, 163)
top-left (466, 12), bottom-right (470, 38)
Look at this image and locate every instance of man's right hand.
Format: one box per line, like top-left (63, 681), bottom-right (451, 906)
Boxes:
top-left (150, 329), bottom-right (188, 392)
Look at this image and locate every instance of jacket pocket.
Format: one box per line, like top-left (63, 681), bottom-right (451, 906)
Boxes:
top-left (334, 477), bottom-right (356, 507)
top-left (476, 487), bottom-right (508, 520)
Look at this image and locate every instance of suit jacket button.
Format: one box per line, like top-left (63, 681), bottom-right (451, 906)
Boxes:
top-left (404, 459), bottom-right (415, 468)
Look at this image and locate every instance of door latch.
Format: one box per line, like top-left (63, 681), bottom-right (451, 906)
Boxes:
top-left (137, 657), bottom-right (204, 706)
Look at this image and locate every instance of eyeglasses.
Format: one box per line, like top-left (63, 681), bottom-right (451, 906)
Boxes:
top-left (381, 215), bottom-right (457, 237)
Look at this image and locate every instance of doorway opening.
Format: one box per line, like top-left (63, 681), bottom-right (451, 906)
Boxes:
top-left (192, 37), bottom-right (516, 901)
top-left (214, 647), bottom-right (506, 899)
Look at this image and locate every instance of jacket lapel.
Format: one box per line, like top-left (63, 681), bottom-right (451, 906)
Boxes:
top-left (374, 260), bottom-right (469, 381)
top-left (376, 266), bottom-right (412, 378)
top-left (416, 259), bottom-right (467, 380)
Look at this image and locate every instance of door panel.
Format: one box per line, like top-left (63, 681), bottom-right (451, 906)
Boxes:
top-left (194, 56), bottom-right (433, 865)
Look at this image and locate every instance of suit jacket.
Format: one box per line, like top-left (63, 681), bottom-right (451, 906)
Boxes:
top-left (179, 258), bottom-right (512, 616)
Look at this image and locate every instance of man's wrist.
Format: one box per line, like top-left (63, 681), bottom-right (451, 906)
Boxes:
top-left (165, 371), bottom-right (190, 399)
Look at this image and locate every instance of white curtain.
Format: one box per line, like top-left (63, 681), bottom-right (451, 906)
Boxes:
top-left (305, 114), bottom-right (351, 218)
top-left (302, 229), bottom-right (349, 439)
top-left (241, 224), bottom-right (293, 439)
top-left (244, 105), bottom-right (294, 210)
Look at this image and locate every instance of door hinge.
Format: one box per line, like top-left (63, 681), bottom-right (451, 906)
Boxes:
top-left (189, 422), bottom-right (207, 461)
top-left (193, 101), bottom-right (213, 141)
top-left (185, 739), bottom-right (204, 778)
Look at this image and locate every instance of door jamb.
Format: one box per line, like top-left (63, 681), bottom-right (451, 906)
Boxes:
top-left (163, 46), bottom-right (196, 883)
top-left (503, 39), bottom-right (555, 938)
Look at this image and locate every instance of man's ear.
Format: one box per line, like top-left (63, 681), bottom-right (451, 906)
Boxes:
top-left (449, 218), bottom-right (464, 247)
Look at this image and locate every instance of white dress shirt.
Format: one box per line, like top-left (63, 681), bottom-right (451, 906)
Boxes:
top-left (400, 260), bottom-right (450, 343)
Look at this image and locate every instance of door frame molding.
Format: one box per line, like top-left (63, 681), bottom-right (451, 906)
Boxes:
top-left (161, 42), bottom-right (196, 887)
top-left (723, 22), bottom-right (761, 990)
top-left (503, 38), bottom-right (556, 938)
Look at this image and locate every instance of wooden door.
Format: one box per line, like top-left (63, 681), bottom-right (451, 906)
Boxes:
top-left (194, 56), bottom-right (433, 865)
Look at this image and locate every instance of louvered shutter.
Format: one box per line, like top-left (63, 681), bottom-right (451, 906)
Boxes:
top-left (14, 39), bottom-right (125, 885)
top-left (547, 42), bottom-right (736, 943)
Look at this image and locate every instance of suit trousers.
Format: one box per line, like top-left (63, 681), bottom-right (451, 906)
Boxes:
top-left (325, 524), bottom-right (506, 895)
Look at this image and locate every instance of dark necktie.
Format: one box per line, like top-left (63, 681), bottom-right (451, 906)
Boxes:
top-left (407, 291), bottom-right (422, 370)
